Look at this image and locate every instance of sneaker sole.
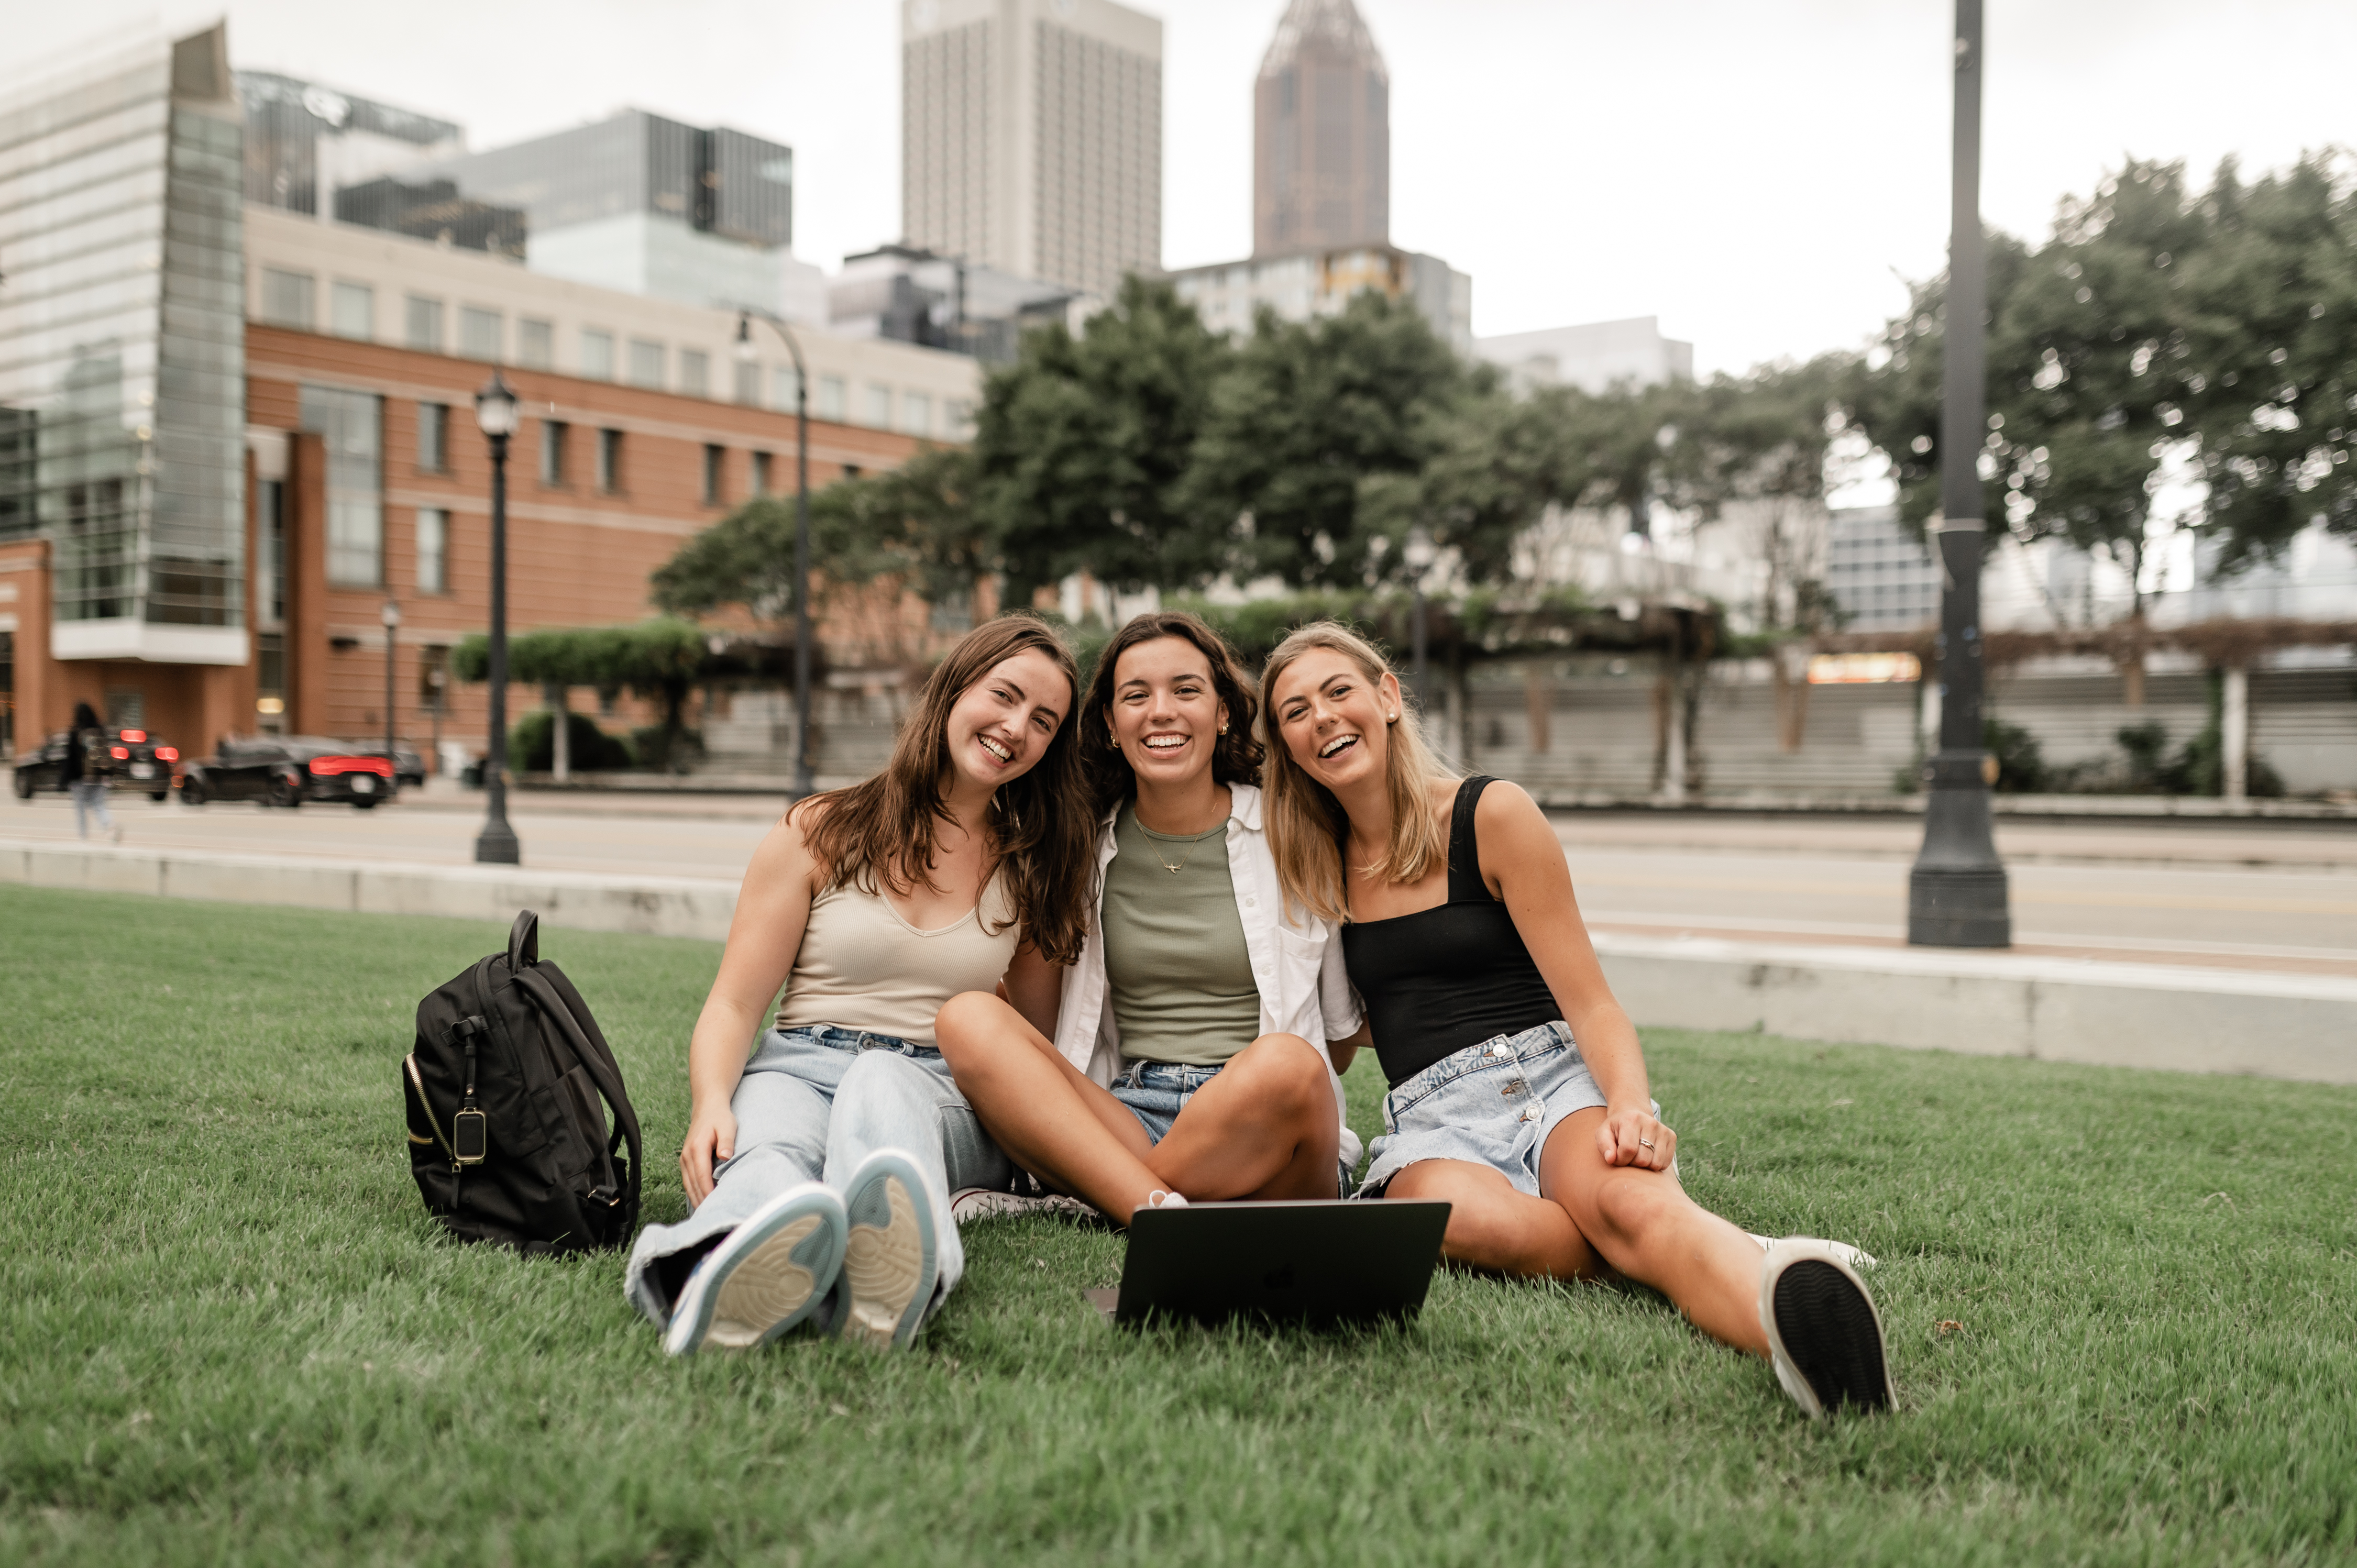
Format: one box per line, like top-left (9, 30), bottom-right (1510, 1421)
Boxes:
top-left (1770, 1259), bottom-right (1893, 1415)
top-left (705, 1213), bottom-right (835, 1350)
top-left (842, 1167), bottom-right (933, 1350)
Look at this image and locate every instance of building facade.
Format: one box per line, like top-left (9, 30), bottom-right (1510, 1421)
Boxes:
top-left (3, 25), bottom-right (986, 768)
top-left (1474, 317), bottom-right (1695, 395)
top-left (1166, 245), bottom-right (1472, 355)
top-left (1253, 0), bottom-right (1389, 257)
top-left (901, 0), bottom-right (1163, 300)
top-left (1824, 505), bottom-right (1939, 632)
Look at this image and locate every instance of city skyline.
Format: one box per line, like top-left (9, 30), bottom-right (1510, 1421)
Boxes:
top-left (7, 0), bottom-right (2355, 375)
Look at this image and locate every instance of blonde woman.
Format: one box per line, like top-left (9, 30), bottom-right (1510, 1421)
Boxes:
top-left (935, 611), bottom-right (1362, 1220)
top-left (626, 616), bottom-right (1094, 1355)
top-left (1260, 622), bottom-right (1892, 1420)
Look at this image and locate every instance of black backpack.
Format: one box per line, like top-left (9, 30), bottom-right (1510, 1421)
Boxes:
top-left (402, 911), bottom-right (644, 1254)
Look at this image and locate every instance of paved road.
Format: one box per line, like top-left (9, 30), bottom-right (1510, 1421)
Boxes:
top-left (12, 787), bottom-right (2354, 977)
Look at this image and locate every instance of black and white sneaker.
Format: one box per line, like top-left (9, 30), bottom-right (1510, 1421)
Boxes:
top-left (664, 1183), bottom-right (848, 1357)
top-left (949, 1188), bottom-right (1100, 1224)
top-left (1759, 1238), bottom-right (1896, 1419)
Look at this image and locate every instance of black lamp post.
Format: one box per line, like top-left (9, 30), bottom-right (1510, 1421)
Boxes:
top-left (380, 597), bottom-right (400, 796)
top-left (1909, 0), bottom-right (2009, 946)
top-left (473, 370), bottom-right (521, 865)
top-left (735, 310), bottom-right (814, 798)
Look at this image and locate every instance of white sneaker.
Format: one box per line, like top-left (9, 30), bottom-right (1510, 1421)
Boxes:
top-left (1758, 1238), bottom-right (1896, 1419)
top-left (839, 1149), bottom-right (940, 1350)
top-left (950, 1188), bottom-right (1099, 1225)
top-left (664, 1182), bottom-right (848, 1357)
top-left (1749, 1231), bottom-right (1877, 1270)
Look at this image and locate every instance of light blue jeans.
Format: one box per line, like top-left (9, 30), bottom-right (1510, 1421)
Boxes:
top-left (623, 1025), bottom-right (1014, 1327)
top-left (70, 781), bottom-right (114, 837)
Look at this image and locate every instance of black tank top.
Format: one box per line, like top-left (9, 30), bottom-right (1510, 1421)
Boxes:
top-left (1341, 777), bottom-right (1562, 1088)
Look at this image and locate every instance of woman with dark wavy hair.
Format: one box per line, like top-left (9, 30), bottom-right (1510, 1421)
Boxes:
top-left (626, 614), bottom-right (1094, 1355)
top-left (937, 611), bottom-right (1367, 1221)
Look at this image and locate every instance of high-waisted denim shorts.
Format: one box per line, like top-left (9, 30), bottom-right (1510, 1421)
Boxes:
top-left (1359, 1020), bottom-right (1632, 1199)
top-left (1113, 1057), bottom-right (1353, 1199)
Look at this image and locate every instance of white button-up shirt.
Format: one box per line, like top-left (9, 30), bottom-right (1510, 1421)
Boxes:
top-left (1052, 782), bottom-right (1365, 1171)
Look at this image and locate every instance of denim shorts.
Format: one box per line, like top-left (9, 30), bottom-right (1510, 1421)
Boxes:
top-left (1112, 1058), bottom-right (1352, 1198)
top-left (1359, 1020), bottom-right (1634, 1199)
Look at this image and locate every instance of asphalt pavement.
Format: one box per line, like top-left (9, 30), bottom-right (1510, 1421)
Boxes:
top-left (10, 783), bottom-right (2353, 978)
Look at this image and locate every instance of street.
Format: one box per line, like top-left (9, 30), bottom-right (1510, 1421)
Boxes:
top-left (12, 786), bottom-right (2351, 979)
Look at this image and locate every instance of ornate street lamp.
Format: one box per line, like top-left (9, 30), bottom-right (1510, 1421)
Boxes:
top-left (736, 310), bottom-right (816, 799)
top-left (472, 370), bottom-right (521, 865)
top-left (1909, 0), bottom-right (2009, 945)
top-left (380, 597), bottom-right (401, 795)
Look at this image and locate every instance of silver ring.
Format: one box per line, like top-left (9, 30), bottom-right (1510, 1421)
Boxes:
top-left (1639, 1138), bottom-right (1655, 1148)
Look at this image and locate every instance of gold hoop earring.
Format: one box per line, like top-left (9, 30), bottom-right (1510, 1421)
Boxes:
top-left (1218, 723), bottom-right (1228, 735)
top-left (1107, 736), bottom-right (1121, 751)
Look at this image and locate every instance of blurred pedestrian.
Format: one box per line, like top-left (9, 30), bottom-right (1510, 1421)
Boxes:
top-left (66, 702), bottom-right (122, 843)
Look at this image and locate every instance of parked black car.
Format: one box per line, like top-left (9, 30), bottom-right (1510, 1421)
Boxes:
top-left (178, 736), bottom-right (398, 809)
top-left (12, 727), bottom-right (180, 801)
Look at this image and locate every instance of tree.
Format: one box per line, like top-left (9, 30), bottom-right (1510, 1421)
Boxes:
top-left (454, 619), bottom-right (710, 769)
top-left (2178, 154), bottom-right (2357, 572)
top-left (1177, 291), bottom-right (1471, 590)
top-left (971, 275), bottom-right (1230, 602)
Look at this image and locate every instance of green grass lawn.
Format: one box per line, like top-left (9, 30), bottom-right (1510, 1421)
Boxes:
top-left (2, 882), bottom-right (2352, 1566)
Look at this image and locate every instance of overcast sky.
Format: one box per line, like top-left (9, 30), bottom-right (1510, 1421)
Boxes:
top-left (18, 1), bottom-right (2356, 374)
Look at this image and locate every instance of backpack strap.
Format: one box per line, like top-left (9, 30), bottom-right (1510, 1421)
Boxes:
top-left (512, 965), bottom-right (643, 1221)
top-left (506, 909), bottom-right (539, 973)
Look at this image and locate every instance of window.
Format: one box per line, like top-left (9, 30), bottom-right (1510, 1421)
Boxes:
top-left (257, 477), bottom-right (285, 627)
top-left (750, 451), bottom-right (773, 495)
top-left (255, 633), bottom-right (285, 731)
top-left (417, 402), bottom-right (448, 473)
top-left (816, 376), bottom-right (846, 419)
top-left (300, 385), bottom-right (383, 588)
top-left (539, 421), bottom-right (567, 486)
top-left (580, 329), bottom-right (615, 380)
top-left (330, 281), bottom-right (373, 340)
top-left (702, 444), bottom-right (724, 505)
top-left (945, 397), bottom-right (974, 437)
top-left (733, 358), bottom-right (762, 406)
top-left (596, 428), bottom-right (623, 492)
top-left (627, 339), bottom-right (665, 389)
top-left (678, 349), bottom-right (710, 399)
top-left (773, 365), bottom-right (802, 409)
top-left (517, 318), bottom-right (554, 370)
top-left (902, 392), bottom-right (932, 437)
top-left (458, 306), bottom-right (502, 361)
top-left (416, 507), bottom-right (448, 593)
top-left (864, 385), bottom-right (893, 428)
top-left (404, 295), bottom-right (444, 352)
top-left (418, 644), bottom-right (451, 711)
top-left (260, 268), bottom-right (314, 329)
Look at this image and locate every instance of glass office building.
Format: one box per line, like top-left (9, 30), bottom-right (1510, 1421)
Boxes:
top-left (0, 23), bottom-right (247, 661)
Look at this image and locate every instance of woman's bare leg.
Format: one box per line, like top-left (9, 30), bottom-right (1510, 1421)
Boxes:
top-left (1539, 1108), bottom-right (1768, 1354)
top-left (935, 992), bottom-right (1169, 1219)
top-left (1384, 1158), bottom-right (1600, 1279)
top-left (1147, 1033), bottom-right (1339, 1201)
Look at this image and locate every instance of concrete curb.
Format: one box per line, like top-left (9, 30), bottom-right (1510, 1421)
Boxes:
top-left (6, 837), bottom-right (2350, 1086)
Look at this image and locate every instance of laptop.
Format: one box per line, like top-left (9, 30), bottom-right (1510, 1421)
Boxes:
top-left (1084, 1199), bottom-right (1452, 1329)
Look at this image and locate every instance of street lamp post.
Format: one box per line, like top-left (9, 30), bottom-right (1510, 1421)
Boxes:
top-left (380, 598), bottom-right (401, 796)
top-left (473, 371), bottom-right (521, 865)
top-left (1909, 0), bottom-right (2009, 946)
top-left (735, 310), bottom-right (815, 799)
top-left (1403, 526), bottom-right (1437, 710)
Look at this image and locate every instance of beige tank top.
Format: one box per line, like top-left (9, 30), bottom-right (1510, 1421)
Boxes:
top-left (771, 867), bottom-right (1020, 1049)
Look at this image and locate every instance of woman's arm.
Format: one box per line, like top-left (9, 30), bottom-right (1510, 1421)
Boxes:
top-left (1325, 1020), bottom-right (1371, 1077)
top-left (679, 807), bottom-right (824, 1205)
top-left (1477, 782), bottom-right (1673, 1173)
top-left (999, 941), bottom-right (1064, 1042)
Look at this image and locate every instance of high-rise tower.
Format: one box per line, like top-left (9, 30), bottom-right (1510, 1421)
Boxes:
top-left (901, 0), bottom-right (1163, 300)
top-left (1253, 0), bottom-right (1389, 256)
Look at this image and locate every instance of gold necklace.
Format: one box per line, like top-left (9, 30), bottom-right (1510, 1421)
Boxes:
top-left (1141, 822), bottom-right (1218, 875)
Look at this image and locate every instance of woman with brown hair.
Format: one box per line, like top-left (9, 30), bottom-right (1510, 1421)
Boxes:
top-left (934, 610), bottom-right (1364, 1221)
top-left (625, 615), bottom-right (1094, 1356)
top-left (1260, 621), bottom-right (1894, 1421)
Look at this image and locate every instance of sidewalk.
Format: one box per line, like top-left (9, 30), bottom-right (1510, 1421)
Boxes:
top-left (8, 834), bottom-right (2350, 1088)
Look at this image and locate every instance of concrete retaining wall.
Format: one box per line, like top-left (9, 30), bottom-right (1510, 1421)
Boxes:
top-left (6, 837), bottom-right (2351, 1086)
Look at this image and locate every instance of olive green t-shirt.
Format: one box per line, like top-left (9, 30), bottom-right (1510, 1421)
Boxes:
top-left (1100, 804), bottom-right (1263, 1065)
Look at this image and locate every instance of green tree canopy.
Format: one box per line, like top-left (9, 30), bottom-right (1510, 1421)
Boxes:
top-left (453, 619), bottom-right (710, 765)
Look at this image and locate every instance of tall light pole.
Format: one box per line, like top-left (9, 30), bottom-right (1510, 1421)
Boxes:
top-left (1909, 0), bottom-right (2009, 946)
top-left (736, 311), bottom-right (816, 798)
top-left (380, 597), bottom-right (401, 795)
top-left (473, 370), bottom-right (521, 865)
top-left (1403, 526), bottom-right (1436, 708)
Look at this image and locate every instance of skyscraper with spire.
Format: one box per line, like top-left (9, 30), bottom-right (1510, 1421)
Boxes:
top-left (1253, 0), bottom-right (1389, 256)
